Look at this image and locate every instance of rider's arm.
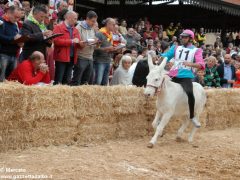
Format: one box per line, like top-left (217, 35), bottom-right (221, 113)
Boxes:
top-left (161, 45), bottom-right (176, 62)
top-left (183, 48), bottom-right (205, 70)
top-left (194, 48), bottom-right (205, 70)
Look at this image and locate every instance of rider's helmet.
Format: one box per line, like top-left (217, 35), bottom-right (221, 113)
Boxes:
top-left (180, 29), bottom-right (195, 39)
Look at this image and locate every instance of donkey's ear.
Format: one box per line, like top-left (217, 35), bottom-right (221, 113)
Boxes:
top-left (148, 54), bottom-right (154, 71)
top-left (158, 57), bottom-right (167, 71)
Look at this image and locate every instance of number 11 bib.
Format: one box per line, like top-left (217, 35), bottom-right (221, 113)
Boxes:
top-left (174, 46), bottom-right (198, 70)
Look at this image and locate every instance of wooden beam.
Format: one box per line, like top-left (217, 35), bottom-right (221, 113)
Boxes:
top-left (120, 0), bottom-right (125, 6)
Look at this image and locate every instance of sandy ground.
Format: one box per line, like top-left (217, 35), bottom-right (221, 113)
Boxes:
top-left (0, 128), bottom-right (240, 180)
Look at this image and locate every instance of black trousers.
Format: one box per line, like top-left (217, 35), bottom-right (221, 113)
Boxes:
top-left (54, 59), bottom-right (74, 85)
top-left (71, 57), bottom-right (93, 86)
top-left (172, 77), bottom-right (195, 119)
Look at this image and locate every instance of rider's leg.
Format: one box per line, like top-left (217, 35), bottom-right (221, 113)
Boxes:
top-left (180, 78), bottom-right (195, 119)
top-left (172, 78), bottom-right (201, 128)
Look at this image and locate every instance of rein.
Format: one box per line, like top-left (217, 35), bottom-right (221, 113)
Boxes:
top-left (146, 77), bottom-right (166, 95)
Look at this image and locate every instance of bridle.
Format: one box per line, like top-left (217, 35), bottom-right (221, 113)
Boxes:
top-left (146, 77), bottom-right (166, 95)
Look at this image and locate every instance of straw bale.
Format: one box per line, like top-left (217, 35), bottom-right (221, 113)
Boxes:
top-left (205, 89), bottom-right (240, 130)
top-left (24, 85), bottom-right (75, 121)
top-left (116, 114), bottom-right (150, 139)
top-left (0, 82), bottom-right (27, 123)
top-left (76, 122), bottom-right (119, 143)
top-left (73, 86), bottom-right (113, 117)
top-left (0, 83), bottom-right (239, 152)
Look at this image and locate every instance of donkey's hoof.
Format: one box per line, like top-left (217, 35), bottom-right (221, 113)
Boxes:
top-left (147, 143), bottom-right (154, 148)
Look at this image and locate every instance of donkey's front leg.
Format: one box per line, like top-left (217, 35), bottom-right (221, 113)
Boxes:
top-left (152, 110), bottom-right (161, 129)
top-left (148, 112), bottom-right (173, 148)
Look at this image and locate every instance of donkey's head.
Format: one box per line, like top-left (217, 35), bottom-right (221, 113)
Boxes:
top-left (144, 54), bottom-right (168, 97)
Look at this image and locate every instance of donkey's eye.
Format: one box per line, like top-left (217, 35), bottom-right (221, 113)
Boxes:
top-left (155, 78), bottom-right (159, 81)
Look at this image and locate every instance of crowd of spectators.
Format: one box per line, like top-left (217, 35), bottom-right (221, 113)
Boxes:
top-left (0, 0), bottom-right (239, 88)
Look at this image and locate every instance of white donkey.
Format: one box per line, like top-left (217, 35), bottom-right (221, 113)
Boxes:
top-left (144, 55), bottom-right (206, 148)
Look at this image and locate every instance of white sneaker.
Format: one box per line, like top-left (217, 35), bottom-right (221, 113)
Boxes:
top-left (191, 117), bottom-right (201, 128)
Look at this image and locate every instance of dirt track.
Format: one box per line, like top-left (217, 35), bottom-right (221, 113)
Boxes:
top-left (0, 128), bottom-right (240, 180)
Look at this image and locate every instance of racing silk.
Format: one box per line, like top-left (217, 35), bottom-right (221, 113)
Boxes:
top-left (161, 44), bottom-right (205, 78)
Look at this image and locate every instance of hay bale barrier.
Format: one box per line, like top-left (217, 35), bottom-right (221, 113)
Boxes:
top-left (0, 83), bottom-right (239, 152)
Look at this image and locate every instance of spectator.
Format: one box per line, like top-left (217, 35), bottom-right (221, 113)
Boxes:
top-left (0, 6), bottom-right (22, 82)
top-left (53, 10), bottom-right (80, 85)
top-left (21, 5), bottom-right (53, 60)
top-left (166, 22), bottom-right (175, 39)
top-left (131, 49), bottom-right (138, 59)
top-left (214, 36), bottom-right (223, 49)
top-left (125, 28), bottom-right (138, 49)
top-left (0, 0), bottom-right (5, 17)
top-left (235, 35), bottom-right (240, 47)
top-left (233, 62), bottom-right (240, 88)
top-left (111, 55), bottom-right (132, 85)
top-left (94, 18), bottom-right (116, 85)
top-left (8, 51), bottom-right (50, 85)
top-left (136, 47), bottom-right (147, 61)
top-left (129, 48), bottom-right (146, 80)
top-left (226, 43), bottom-right (234, 54)
top-left (235, 53), bottom-right (240, 62)
top-left (146, 38), bottom-right (154, 50)
top-left (217, 54), bottom-right (236, 88)
top-left (93, 21), bottom-right (99, 33)
top-left (119, 19), bottom-right (127, 35)
top-left (71, 11), bottom-right (98, 85)
top-left (151, 25), bottom-right (159, 40)
top-left (196, 28), bottom-right (206, 47)
top-left (143, 27), bottom-right (152, 40)
top-left (109, 53), bottom-right (123, 81)
top-left (194, 69), bottom-right (205, 87)
top-left (170, 36), bottom-right (178, 46)
top-left (53, 0), bottom-right (69, 23)
top-left (174, 22), bottom-right (182, 32)
top-left (22, 1), bottom-right (31, 20)
top-left (204, 56), bottom-right (221, 88)
top-left (112, 24), bottom-right (126, 47)
top-left (160, 41), bottom-right (170, 54)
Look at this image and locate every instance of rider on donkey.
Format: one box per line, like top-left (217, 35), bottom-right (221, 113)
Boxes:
top-left (161, 29), bottom-right (205, 128)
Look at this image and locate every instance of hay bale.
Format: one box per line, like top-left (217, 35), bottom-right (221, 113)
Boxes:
top-left (205, 89), bottom-right (240, 130)
top-left (0, 83), bottom-right (240, 152)
top-left (0, 83), bottom-right (77, 152)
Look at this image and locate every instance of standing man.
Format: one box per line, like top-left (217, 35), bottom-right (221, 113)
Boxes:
top-left (0, 6), bottom-right (22, 82)
top-left (55, 0), bottom-right (69, 23)
top-left (196, 28), bottom-right (206, 47)
top-left (166, 22), bottom-right (176, 40)
top-left (94, 18), bottom-right (116, 85)
top-left (22, 1), bottom-right (31, 20)
top-left (71, 11), bottom-right (98, 85)
top-left (21, 5), bottom-right (53, 60)
top-left (161, 29), bottom-right (205, 128)
top-left (125, 28), bottom-right (138, 50)
top-left (53, 10), bottom-right (80, 85)
top-left (217, 54), bottom-right (236, 88)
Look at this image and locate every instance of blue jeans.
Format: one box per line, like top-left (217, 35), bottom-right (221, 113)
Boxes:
top-left (94, 62), bottom-right (110, 86)
top-left (0, 54), bottom-right (17, 82)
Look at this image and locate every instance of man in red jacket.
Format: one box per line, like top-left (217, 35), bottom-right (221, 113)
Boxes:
top-left (8, 51), bottom-right (51, 85)
top-left (53, 10), bottom-right (81, 85)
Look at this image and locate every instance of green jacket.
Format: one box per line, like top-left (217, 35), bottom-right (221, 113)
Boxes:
top-left (204, 65), bottom-right (221, 87)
